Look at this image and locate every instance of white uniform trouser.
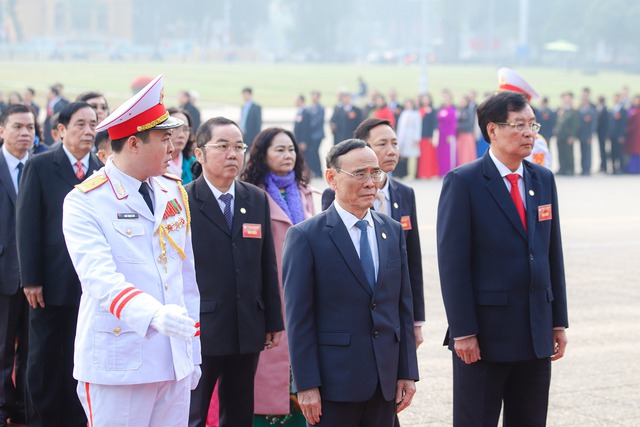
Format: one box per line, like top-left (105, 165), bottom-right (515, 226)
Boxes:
top-left (77, 377), bottom-right (190, 427)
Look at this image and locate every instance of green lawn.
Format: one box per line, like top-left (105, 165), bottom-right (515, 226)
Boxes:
top-left (1, 61), bottom-right (639, 109)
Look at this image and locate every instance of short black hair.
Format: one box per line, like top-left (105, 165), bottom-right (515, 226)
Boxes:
top-left (76, 91), bottom-right (104, 102)
top-left (111, 129), bottom-right (151, 153)
top-left (242, 87), bottom-right (252, 95)
top-left (94, 130), bottom-right (111, 151)
top-left (353, 118), bottom-right (392, 141)
top-left (196, 116), bottom-right (241, 149)
top-left (326, 138), bottom-right (370, 170)
top-left (57, 101), bottom-right (96, 128)
top-left (0, 104), bottom-right (33, 126)
top-left (477, 91), bottom-right (529, 143)
top-left (26, 87), bottom-right (35, 96)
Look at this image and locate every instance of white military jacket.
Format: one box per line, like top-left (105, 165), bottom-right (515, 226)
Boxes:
top-left (62, 158), bottom-right (201, 385)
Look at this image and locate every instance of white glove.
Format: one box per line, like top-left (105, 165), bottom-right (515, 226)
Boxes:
top-left (150, 304), bottom-right (196, 339)
top-left (190, 365), bottom-right (202, 390)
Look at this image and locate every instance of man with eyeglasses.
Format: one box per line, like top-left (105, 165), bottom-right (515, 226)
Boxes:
top-left (186, 117), bottom-right (283, 427)
top-left (76, 91), bottom-right (110, 124)
top-left (437, 91), bottom-right (568, 427)
top-left (283, 139), bottom-right (418, 427)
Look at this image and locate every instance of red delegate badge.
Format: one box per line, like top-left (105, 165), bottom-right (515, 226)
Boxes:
top-left (538, 204), bottom-right (552, 221)
top-left (400, 215), bottom-right (412, 230)
top-left (242, 223), bottom-right (262, 239)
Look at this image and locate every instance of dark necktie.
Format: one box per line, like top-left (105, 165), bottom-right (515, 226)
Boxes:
top-left (139, 182), bottom-right (154, 214)
top-left (219, 193), bottom-right (233, 230)
top-left (355, 220), bottom-right (376, 290)
top-left (506, 174), bottom-right (526, 230)
top-left (16, 162), bottom-right (24, 187)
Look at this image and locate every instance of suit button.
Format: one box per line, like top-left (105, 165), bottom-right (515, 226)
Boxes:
top-left (232, 242), bottom-right (236, 249)
top-left (126, 229), bottom-right (132, 236)
top-left (529, 254), bottom-right (534, 261)
top-left (371, 303), bottom-right (377, 311)
top-left (113, 327), bottom-right (121, 335)
top-left (164, 283), bottom-right (169, 290)
top-left (237, 294), bottom-right (241, 301)
top-left (373, 331), bottom-right (379, 339)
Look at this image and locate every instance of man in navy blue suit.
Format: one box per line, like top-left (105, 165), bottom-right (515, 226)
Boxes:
top-left (437, 91), bottom-right (568, 427)
top-left (283, 139), bottom-right (418, 427)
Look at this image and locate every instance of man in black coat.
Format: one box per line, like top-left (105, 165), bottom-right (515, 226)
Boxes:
top-left (306, 90), bottom-right (325, 177)
top-left (16, 102), bottom-right (102, 427)
top-left (330, 91), bottom-right (363, 145)
top-left (186, 117), bottom-right (283, 427)
top-left (0, 105), bottom-right (35, 426)
top-left (322, 118), bottom-right (425, 347)
top-left (240, 88), bottom-right (262, 149)
top-left (608, 93), bottom-right (628, 174)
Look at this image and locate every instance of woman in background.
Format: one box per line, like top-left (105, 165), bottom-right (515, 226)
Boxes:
top-left (166, 107), bottom-right (197, 183)
top-left (417, 93), bottom-right (439, 178)
top-left (396, 99), bottom-right (422, 180)
top-left (241, 127), bottom-right (316, 427)
top-left (437, 89), bottom-right (457, 176)
top-left (456, 94), bottom-right (477, 166)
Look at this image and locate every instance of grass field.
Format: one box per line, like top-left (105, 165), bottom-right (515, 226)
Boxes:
top-left (2, 61), bottom-right (640, 110)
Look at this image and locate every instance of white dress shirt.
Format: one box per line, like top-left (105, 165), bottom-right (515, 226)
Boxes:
top-left (333, 200), bottom-right (379, 280)
top-left (2, 144), bottom-right (28, 193)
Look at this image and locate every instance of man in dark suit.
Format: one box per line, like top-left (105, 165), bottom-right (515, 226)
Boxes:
top-left (293, 94), bottom-right (311, 151)
top-left (0, 105), bottom-right (35, 426)
top-left (322, 118), bottom-right (425, 348)
top-left (16, 102), bottom-right (102, 427)
top-left (240, 87), bottom-right (262, 148)
top-left (43, 85), bottom-right (69, 146)
top-left (186, 117), bottom-right (283, 427)
top-left (554, 92), bottom-right (580, 175)
top-left (437, 91), bottom-right (568, 427)
top-left (283, 139), bottom-right (419, 427)
top-left (306, 90), bottom-right (325, 177)
top-left (179, 90), bottom-right (202, 133)
top-left (330, 92), bottom-right (363, 145)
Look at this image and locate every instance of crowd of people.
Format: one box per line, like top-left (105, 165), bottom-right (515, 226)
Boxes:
top-left (1, 65), bottom-right (628, 427)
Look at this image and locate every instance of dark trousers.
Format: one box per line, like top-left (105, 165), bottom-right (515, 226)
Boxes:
top-left (305, 138), bottom-right (323, 178)
top-left (452, 354), bottom-right (551, 427)
top-left (26, 306), bottom-right (86, 427)
top-left (579, 137), bottom-right (592, 175)
top-left (313, 384), bottom-right (395, 427)
top-left (598, 132), bottom-right (609, 172)
top-left (0, 292), bottom-right (28, 423)
top-left (556, 137), bottom-right (574, 175)
top-left (189, 352), bottom-right (260, 427)
top-left (611, 137), bottom-right (624, 173)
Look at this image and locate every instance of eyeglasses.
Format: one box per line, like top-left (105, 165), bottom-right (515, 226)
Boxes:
top-left (203, 143), bottom-right (247, 153)
top-left (494, 122), bottom-right (542, 133)
top-left (336, 168), bottom-right (386, 183)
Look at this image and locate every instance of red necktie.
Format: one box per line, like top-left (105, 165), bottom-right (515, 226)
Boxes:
top-left (506, 174), bottom-right (526, 230)
top-left (75, 161), bottom-right (85, 180)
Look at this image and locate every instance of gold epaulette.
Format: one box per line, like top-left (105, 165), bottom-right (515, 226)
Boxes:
top-left (162, 173), bottom-right (183, 182)
top-left (75, 173), bottom-right (108, 193)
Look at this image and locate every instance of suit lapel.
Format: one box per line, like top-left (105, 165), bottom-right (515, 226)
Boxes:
top-left (372, 212), bottom-right (388, 291)
top-left (195, 176), bottom-right (231, 235)
top-left (523, 162), bottom-right (539, 238)
top-left (53, 145), bottom-right (81, 188)
top-left (388, 178), bottom-right (402, 221)
top-left (482, 153), bottom-right (527, 240)
top-left (326, 205), bottom-right (373, 295)
top-left (0, 152), bottom-right (17, 204)
top-left (232, 182), bottom-right (254, 239)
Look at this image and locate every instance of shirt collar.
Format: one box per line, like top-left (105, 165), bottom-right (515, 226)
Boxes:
top-left (204, 176), bottom-right (236, 201)
top-left (2, 144), bottom-right (29, 170)
top-left (334, 199), bottom-right (373, 230)
top-left (62, 144), bottom-right (90, 169)
top-left (489, 148), bottom-right (524, 178)
top-left (379, 176), bottom-right (391, 199)
top-left (106, 157), bottom-right (148, 192)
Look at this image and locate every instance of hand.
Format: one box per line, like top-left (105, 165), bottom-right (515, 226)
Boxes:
top-left (447, 135), bottom-right (455, 145)
top-left (454, 335), bottom-right (481, 364)
top-left (150, 304), bottom-right (196, 339)
top-left (264, 331), bottom-right (282, 350)
top-left (190, 365), bottom-right (202, 390)
top-left (395, 380), bottom-right (416, 413)
top-left (551, 329), bottom-right (568, 361)
top-left (414, 326), bottom-right (424, 349)
top-left (568, 137), bottom-right (575, 145)
top-left (298, 387), bottom-right (322, 425)
top-left (23, 286), bottom-right (45, 309)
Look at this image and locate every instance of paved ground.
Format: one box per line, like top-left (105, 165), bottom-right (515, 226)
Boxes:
top-left (309, 173), bottom-right (640, 426)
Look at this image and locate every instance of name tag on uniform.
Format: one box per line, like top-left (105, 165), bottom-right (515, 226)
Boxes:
top-left (117, 213), bottom-right (139, 219)
top-left (538, 204), bottom-right (552, 221)
top-left (242, 223), bottom-right (262, 239)
top-left (400, 215), bottom-right (412, 231)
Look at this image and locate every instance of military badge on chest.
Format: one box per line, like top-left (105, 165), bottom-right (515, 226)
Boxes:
top-left (154, 185), bottom-right (192, 272)
top-left (163, 198), bottom-right (187, 232)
